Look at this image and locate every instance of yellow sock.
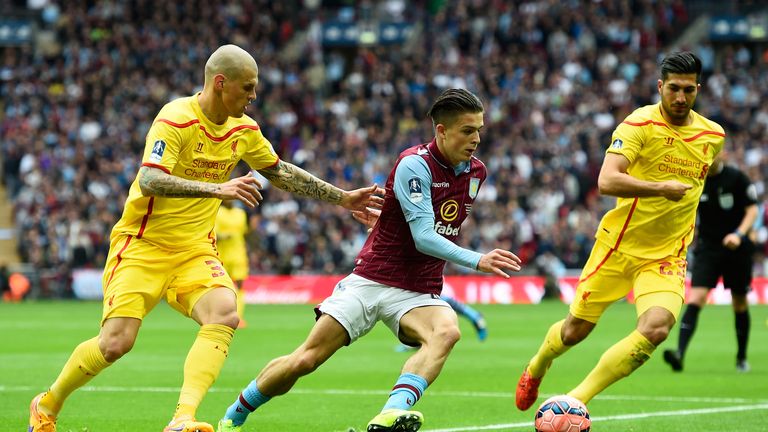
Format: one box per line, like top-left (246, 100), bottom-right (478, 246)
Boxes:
top-left (174, 324), bottom-right (235, 418)
top-left (568, 330), bottom-right (655, 404)
top-left (44, 336), bottom-right (112, 415)
top-left (528, 320), bottom-right (569, 378)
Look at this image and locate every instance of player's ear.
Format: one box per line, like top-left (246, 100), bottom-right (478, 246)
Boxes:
top-left (436, 123), bottom-right (446, 139)
top-left (214, 74), bottom-right (226, 91)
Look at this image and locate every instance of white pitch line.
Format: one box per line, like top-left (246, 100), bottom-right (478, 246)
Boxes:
top-left (424, 403), bottom-right (768, 432)
top-left (4, 385), bottom-right (767, 431)
top-left (1, 385), bottom-right (767, 405)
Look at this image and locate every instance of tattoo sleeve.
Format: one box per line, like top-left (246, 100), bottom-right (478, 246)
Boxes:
top-left (138, 166), bottom-right (221, 198)
top-left (257, 161), bottom-right (343, 204)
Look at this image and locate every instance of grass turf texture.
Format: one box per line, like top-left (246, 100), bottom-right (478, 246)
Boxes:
top-left (2, 300), bottom-right (766, 431)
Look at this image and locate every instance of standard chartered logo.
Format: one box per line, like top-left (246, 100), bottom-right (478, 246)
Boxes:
top-left (184, 158), bottom-right (233, 180)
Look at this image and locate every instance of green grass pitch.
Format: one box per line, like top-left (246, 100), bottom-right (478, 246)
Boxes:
top-left (2, 300), bottom-right (766, 431)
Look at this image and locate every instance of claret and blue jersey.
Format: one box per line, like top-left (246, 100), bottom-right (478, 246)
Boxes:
top-left (353, 139), bottom-right (487, 295)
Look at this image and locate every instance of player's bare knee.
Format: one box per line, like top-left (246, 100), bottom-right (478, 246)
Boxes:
top-left (561, 324), bottom-right (590, 346)
top-left (207, 309), bottom-right (240, 329)
top-left (433, 324), bottom-right (461, 350)
top-left (561, 331), bottom-right (584, 346)
top-left (562, 316), bottom-right (594, 345)
top-left (689, 291), bottom-right (708, 307)
top-left (292, 351), bottom-right (321, 375)
top-left (640, 325), bottom-right (671, 346)
top-left (222, 312), bottom-right (240, 329)
top-left (732, 295), bottom-right (748, 312)
top-left (99, 334), bottom-right (135, 361)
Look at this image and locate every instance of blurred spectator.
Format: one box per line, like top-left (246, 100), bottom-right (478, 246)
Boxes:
top-left (1, 0), bottom-right (767, 297)
top-left (2, 266), bottom-right (31, 302)
top-left (0, 263), bottom-right (9, 300)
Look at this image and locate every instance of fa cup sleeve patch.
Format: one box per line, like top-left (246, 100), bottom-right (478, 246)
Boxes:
top-left (408, 177), bottom-right (423, 203)
top-left (149, 140), bottom-right (166, 163)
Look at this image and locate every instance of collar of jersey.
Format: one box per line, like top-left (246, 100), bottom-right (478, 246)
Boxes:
top-left (427, 139), bottom-right (470, 176)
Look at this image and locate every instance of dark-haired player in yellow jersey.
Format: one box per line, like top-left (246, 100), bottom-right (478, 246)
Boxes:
top-left (28, 44), bottom-right (383, 432)
top-left (515, 52), bottom-right (726, 411)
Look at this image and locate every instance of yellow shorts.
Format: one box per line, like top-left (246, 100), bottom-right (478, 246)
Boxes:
top-left (101, 234), bottom-right (236, 323)
top-left (570, 240), bottom-right (686, 323)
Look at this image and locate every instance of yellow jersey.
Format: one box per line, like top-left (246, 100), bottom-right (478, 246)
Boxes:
top-left (596, 103), bottom-right (725, 259)
top-left (215, 205), bottom-right (249, 281)
top-left (112, 94), bottom-right (279, 249)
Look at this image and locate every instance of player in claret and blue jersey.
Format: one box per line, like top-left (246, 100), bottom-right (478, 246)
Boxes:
top-left (217, 88), bottom-right (522, 432)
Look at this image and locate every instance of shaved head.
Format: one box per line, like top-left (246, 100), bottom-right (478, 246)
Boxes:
top-left (204, 44), bottom-right (258, 84)
top-left (198, 44), bottom-right (259, 122)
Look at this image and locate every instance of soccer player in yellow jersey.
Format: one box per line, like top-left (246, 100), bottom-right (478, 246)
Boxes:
top-left (215, 200), bottom-right (249, 328)
top-left (515, 52), bottom-right (725, 411)
top-left (28, 44), bottom-right (383, 432)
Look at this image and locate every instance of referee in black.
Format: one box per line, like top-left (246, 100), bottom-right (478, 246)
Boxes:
top-left (663, 153), bottom-right (759, 373)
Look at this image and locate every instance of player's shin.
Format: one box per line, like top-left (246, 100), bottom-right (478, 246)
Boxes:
top-left (735, 309), bottom-right (750, 361)
top-left (175, 324), bottom-right (234, 418)
top-left (44, 336), bottom-right (112, 415)
top-left (528, 319), bottom-right (569, 378)
top-left (676, 304), bottom-right (701, 357)
top-left (222, 379), bottom-right (272, 426)
top-left (568, 330), bottom-right (654, 404)
top-left (383, 373), bottom-right (429, 411)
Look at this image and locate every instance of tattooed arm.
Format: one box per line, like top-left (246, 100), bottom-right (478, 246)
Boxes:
top-left (138, 166), bottom-right (263, 207)
top-left (257, 160), bottom-right (344, 204)
top-left (139, 166), bottom-right (221, 197)
top-left (257, 161), bottom-right (385, 211)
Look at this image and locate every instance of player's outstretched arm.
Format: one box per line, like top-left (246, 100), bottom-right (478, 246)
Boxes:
top-left (598, 153), bottom-right (692, 201)
top-left (356, 206), bottom-right (522, 276)
top-left (139, 166), bottom-right (264, 207)
top-left (257, 160), bottom-right (384, 211)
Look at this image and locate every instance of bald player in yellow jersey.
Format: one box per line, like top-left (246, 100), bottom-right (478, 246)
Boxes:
top-left (215, 200), bottom-right (249, 328)
top-left (28, 44), bottom-right (383, 432)
top-left (515, 52), bottom-right (725, 411)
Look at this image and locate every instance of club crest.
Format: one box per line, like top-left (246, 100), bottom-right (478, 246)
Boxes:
top-left (469, 177), bottom-right (480, 199)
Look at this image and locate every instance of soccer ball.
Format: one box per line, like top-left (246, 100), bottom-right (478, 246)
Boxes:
top-left (534, 395), bottom-right (591, 432)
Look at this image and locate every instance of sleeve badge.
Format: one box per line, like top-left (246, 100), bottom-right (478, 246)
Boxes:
top-left (149, 140), bottom-right (166, 163)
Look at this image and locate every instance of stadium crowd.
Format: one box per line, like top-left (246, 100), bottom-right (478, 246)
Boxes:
top-left (1, 0), bottom-right (767, 296)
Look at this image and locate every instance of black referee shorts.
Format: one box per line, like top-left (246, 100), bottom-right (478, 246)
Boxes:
top-left (690, 240), bottom-right (753, 295)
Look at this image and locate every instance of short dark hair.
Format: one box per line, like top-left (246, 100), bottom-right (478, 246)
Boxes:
top-left (427, 88), bottom-right (484, 128)
top-left (660, 51), bottom-right (702, 83)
